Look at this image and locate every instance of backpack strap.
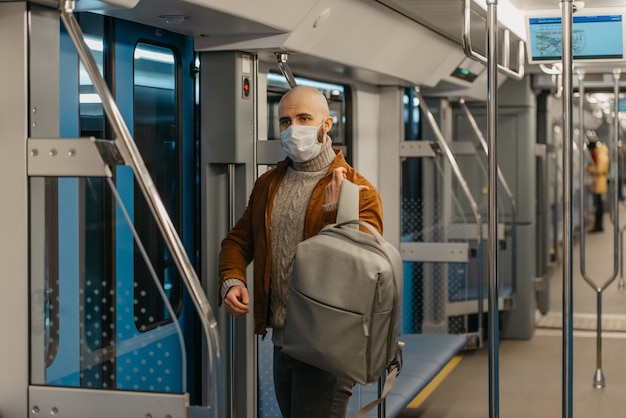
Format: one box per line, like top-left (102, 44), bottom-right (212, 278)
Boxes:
top-left (334, 180), bottom-right (404, 417)
top-left (337, 179), bottom-right (360, 227)
top-left (351, 358), bottom-right (402, 418)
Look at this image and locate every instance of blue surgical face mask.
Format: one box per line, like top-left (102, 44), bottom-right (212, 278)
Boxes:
top-left (280, 123), bottom-right (324, 163)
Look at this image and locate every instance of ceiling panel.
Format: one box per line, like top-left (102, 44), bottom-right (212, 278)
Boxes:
top-left (374, 0), bottom-right (521, 59)
top-left (375, 0), bottom-right (487, 44)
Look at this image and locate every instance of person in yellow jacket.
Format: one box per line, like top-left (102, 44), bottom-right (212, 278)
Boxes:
top-left (587, 140), bottom-right (610, 232)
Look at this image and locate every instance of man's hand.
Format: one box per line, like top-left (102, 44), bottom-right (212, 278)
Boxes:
top-left (324, 167), bottom-right (369, 205)
top-left (224, 285), bottom-right (251, 317)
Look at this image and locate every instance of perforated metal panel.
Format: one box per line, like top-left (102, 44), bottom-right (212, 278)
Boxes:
top-left (258, 337), bottom-right (281, 418)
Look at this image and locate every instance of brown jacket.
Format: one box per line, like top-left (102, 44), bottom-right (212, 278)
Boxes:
top-left (218, 150), bottom-right (383, 335)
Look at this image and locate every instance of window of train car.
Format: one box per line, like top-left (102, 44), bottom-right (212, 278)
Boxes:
top-left (404, 87), bottom-right (421, 142)
top-left (77, 12), bottom-right (114, 386)
top-left (401, 88), bottom-right (423, 240)
top-left (132, 42), bottom-right (183, 331)
top-left (266, 73), bottom-right (351, 164)
top-left (77, 15), bottom-right (183, 344)
top-left (401, 87), bottom-right (424, 332)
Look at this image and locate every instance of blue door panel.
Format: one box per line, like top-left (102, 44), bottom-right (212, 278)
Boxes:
top-left (49, 15), bottom-right (195, 395)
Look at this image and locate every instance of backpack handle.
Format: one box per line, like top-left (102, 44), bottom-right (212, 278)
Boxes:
top-left (336, 179), bottom-right (360, 226)
top-left (335, 219), bottom-right (386, 246)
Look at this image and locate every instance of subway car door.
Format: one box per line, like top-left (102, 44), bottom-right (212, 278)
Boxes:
top-left (47, 13), bottom-right (197, 397)
top-left (112, 17), bottom-right (196, 395)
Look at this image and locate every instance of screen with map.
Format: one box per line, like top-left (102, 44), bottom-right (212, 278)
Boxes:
top-left (527, 14), bottom-right (624, 63)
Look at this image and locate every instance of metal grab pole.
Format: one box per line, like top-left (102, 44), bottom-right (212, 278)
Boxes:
top-left (276, 53), bottom-right (298, 88)
top-left (578, 70), bottom-right (622, 389)
top-left (486, 2), bottom-right (499, 417)
top-left (617, 226), bottom-right (626, 293)
top-left (561, 2), bottom-right (574, 417)
top-left (228, 164), bottom-right (237, 417)
top-left (59, 2), bottom-right (221, 415)
top-left (577, 70), bottom-right (586, 260)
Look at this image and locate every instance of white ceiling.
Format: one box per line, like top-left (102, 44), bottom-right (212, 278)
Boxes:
top-left (67, 0), bottom-right (626, 79)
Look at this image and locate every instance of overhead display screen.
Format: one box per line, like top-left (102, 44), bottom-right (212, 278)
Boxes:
top-left (527, 14), bottom-right (624, 63)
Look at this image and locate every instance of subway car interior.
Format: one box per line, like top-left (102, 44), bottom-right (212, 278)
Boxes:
top-left (2, 0), bottom-right (626, 417)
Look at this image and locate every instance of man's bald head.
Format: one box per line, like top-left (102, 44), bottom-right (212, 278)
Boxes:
top-left (279, 86), bottom-right (330, 116)
top-left (278, 86), bottom-right (333, 139)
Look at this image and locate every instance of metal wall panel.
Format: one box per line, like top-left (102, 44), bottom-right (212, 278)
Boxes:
top-left (0, 3), bottom-right (29, 417)
top-left (200, 51), bottom-right (256, 417)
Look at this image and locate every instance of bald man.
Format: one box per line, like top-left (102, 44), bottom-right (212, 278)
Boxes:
top-left (219, 86), bottom-right (383, 417)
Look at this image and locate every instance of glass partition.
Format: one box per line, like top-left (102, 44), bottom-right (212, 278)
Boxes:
top-left (400, 90), bottom-right (485, 341)
top-left (30, 175), bottom-right (186, 393)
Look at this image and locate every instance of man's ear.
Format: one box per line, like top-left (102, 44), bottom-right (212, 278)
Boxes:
top-left (323, 115), bottom-right (334, 134)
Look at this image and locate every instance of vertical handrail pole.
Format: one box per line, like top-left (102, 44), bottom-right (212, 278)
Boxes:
top-left (486, 1), bottom-right (500, 417)
top-left (228, 164), bottom-right (237, 416)
top-left (578, 70), bottom-right (587, 278)
top-left (594, 291), bottom-right (603, 387)
top-left (617, 227), bottom-right (626, 292)
top-left (503, 30), bottom-right (510, 70)
top-left (59, 3), bottom-right (221, 415)
top-left (608, 70), bottom-right (621, 295)
top-left (561, 1), bottom-right (574, 417)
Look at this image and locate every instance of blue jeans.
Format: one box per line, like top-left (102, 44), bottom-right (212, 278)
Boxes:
top-left (273, 346), bottom-right (354, 418)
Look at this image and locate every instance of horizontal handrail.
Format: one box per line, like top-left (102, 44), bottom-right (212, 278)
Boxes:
top-left (462, 0), bottom-right (525, 80)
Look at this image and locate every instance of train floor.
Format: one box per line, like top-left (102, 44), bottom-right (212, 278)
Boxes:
top-left (399, 204), bottom-right (626, 418)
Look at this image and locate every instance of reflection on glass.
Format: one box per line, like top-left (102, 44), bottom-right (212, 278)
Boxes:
top-left (132, 42), bottom-right (182, 331)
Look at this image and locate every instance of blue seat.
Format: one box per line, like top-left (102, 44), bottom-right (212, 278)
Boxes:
top-left (350, 333), bottom-right (467, 417)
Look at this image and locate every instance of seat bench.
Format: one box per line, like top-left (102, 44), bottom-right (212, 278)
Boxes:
top-left (349, 333), bottom-right (467, 417)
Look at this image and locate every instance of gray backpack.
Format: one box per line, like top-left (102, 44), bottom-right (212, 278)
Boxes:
top-left (283, 181), bottom-right (403, 390)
